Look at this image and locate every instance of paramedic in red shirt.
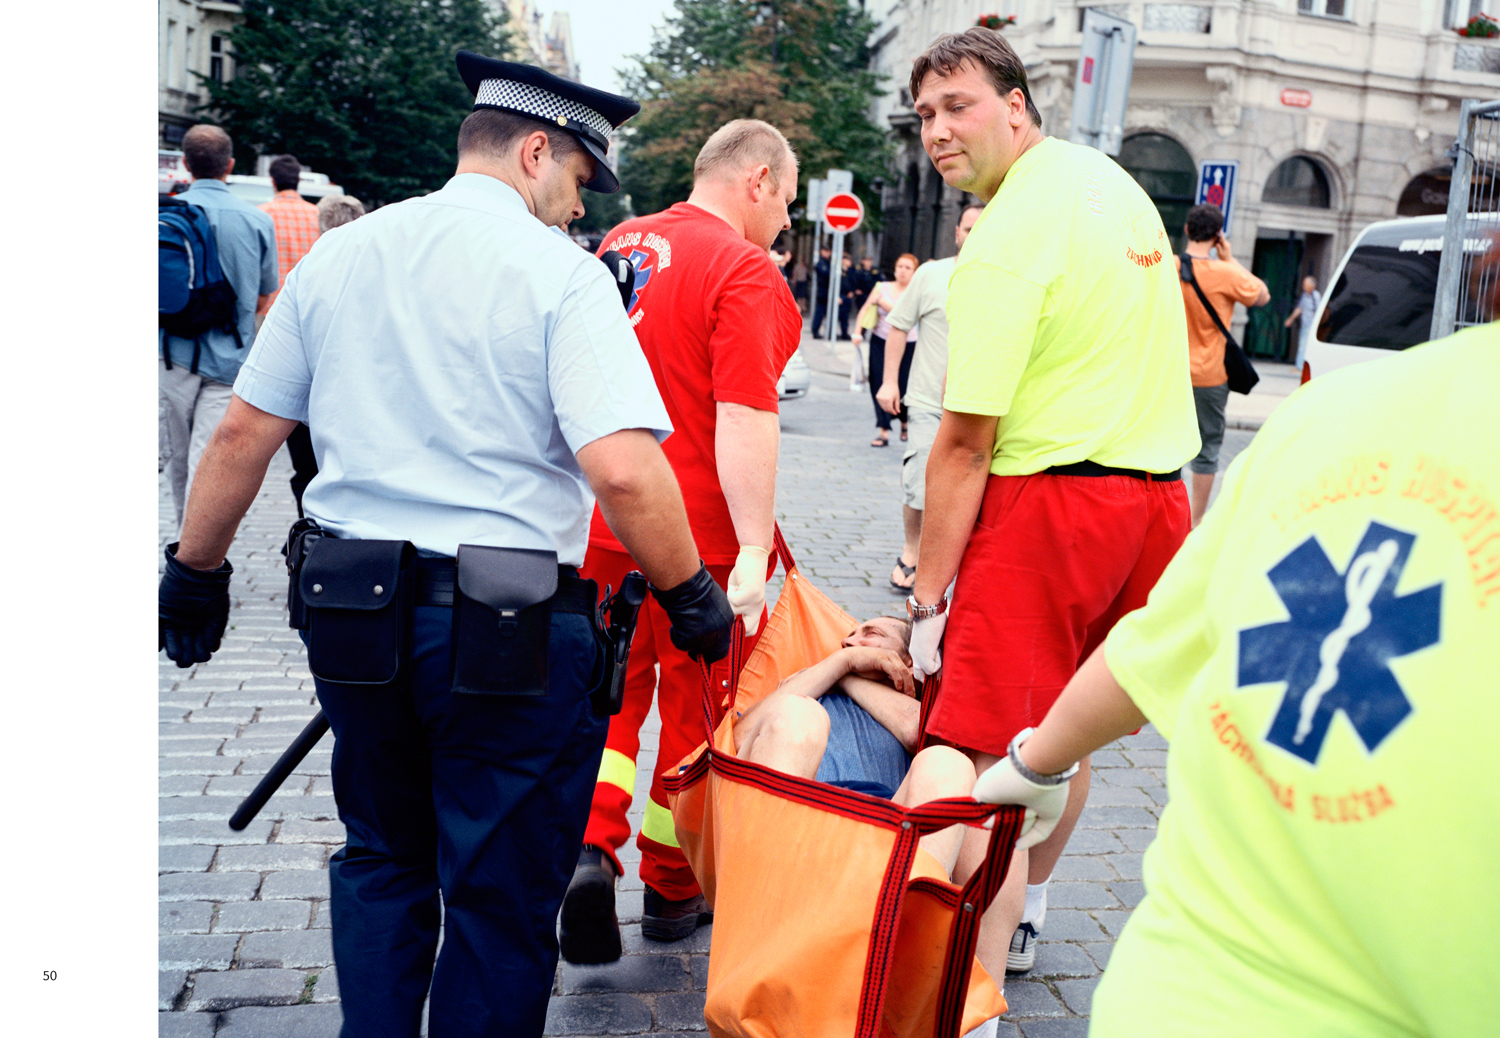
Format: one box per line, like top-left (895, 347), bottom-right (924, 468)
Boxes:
top-left (559, 119), bottom-right (804, 964)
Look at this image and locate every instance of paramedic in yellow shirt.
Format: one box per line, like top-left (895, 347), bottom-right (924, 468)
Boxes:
top-left (904, 27), bottom-right (1199, 982)
top-left (976, 322), bottom-right (1500, 1037)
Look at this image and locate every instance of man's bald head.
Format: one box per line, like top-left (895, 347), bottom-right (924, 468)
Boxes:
top-left (182, 125), bottom-right (234, 180)
top-left (693, 119), bottom-right (797, 191)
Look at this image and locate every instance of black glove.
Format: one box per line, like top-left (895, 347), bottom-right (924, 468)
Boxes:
top-left (159, 543), bottom-right (233, 668)
top-left (651, 563), bottom-right (735, 664)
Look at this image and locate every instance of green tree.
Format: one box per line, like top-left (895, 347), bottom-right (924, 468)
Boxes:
top-left (617, 0), bottom-right (890, 219)
top-left (200, 0), bottom-right (510, 207)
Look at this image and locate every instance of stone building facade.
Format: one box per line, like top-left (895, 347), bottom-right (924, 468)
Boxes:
top-left (499, 1), bottom-right (580, 80)
top-left (158, 1), bottom-right (244, 148)
top-left (867, 1), bottom-right (1500, 356)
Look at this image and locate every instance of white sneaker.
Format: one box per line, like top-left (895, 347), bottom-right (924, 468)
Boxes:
top-left (1006, 921), bottom-right (1038, 973)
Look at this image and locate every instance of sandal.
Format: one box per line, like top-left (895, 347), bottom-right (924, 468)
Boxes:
top-left (890, 557), bottom-right (916, 592)
top-left (870, 433), bottom-right (889, 448)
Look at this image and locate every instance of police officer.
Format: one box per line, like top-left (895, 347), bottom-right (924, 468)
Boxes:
top-left (157, 53), bottom-right (735, 1038)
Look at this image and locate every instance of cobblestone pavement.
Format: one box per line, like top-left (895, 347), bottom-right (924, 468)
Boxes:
top-left (158, 328), bottom-right (1256, 1037)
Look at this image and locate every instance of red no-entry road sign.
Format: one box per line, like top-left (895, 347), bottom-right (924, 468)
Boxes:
top-left (824, 192), bottom-right (864, 232)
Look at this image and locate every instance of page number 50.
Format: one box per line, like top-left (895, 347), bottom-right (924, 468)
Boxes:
top-left (42, 971), bottom-right (57, 981)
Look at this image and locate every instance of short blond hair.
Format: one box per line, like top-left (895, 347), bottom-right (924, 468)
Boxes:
top-left (693, 119), bottom-right (797, 189)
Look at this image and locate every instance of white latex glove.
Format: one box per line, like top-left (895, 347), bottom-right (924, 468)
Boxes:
top-left (972, 756), bottom-right (1072, 851)
top-left (909, 610), bottom-right (947, 682)
top-left (726, 545), bottom-right (770, 637)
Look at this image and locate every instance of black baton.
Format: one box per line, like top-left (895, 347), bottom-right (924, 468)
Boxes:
top-left (228, 712), bottom-right (330, 831)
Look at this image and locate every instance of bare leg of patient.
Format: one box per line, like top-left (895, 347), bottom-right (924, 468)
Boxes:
top-left (893, 746), bottom-right (976, 877)
top-left (734, 693), bottom-right (830, 777)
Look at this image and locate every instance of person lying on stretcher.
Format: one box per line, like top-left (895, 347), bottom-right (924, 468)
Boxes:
top-left (733, 615), bottom-right (977, 878)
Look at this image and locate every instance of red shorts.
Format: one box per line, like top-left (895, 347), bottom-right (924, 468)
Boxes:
top-left (925, 472), bottom-right (1189, 757)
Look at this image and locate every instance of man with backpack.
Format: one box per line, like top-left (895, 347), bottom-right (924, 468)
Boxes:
top-left (159, 124), bottom-right (278, 529)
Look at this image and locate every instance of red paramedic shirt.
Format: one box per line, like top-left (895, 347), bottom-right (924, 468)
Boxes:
top-left (589, 203), bottom-right (802, 564)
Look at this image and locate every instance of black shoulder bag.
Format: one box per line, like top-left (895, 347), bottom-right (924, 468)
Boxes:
top-left (1179, 254), bottom-right (1259, 395)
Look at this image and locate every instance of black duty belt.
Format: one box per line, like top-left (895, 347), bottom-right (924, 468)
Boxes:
top-left (1045, 460), bottom-right (1182, 483)
top-left (414, 556), bottom-right (595, 613)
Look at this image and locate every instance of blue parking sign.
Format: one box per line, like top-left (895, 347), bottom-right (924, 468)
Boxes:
top-left (1197, 161), bottom-right (1239, 228)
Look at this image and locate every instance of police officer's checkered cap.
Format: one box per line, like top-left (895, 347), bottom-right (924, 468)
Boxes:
top-left (475, 79), bottom-right (614, 141)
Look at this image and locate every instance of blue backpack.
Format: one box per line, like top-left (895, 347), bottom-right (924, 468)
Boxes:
top-left (159, 195), bottom-right (243, 373)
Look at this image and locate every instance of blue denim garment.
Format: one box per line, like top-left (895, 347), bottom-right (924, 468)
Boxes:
top-left (815, 692), bottom-right (911, 799)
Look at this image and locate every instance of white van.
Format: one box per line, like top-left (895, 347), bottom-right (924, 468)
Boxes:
top-left (224, 171), bottom-right (346, 207)
top-left (1305, 213), bottom-right (1495, 382)
top-left (159, 149), bottom-right (190, 194)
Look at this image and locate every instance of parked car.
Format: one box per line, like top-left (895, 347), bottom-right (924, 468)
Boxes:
top-left (1305, 213), bottom-right (1496, 382)
top-left (778, 349), bottom-right (811, 400)
top-left (224, 172), bottom-right (346, 207)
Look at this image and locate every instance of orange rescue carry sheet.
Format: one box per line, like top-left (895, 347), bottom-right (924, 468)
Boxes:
top-left (665, 529), bottom-right (1024, 1038)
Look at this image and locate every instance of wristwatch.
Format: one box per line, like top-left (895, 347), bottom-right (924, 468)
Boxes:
top-left (1007, 727), bottom-right (1079, 786)
top-left (906, 594), bottom-right (948, 621)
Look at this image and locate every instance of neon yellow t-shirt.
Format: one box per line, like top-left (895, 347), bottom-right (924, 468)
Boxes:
top-left (1097, 325), bottom-right (1500, 1037)
top-left (944, 137), bottom-right (1199, 476)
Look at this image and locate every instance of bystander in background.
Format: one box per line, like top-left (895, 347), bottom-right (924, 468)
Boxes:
top-left (318, 194), bottom-right (366, 231)
top-left (258, 154), bottom-right (323, 518)
top-left (853, 254), bottom-right (916, 447)
top-left (877, 206), bottom-right (982, 592)
top-left (811, 245), bottom-right (833, 336)
top-left (836, 253), bottom-right (856, 339)
top-left (159, 124), bottom-right (278, 532)
top-left (1175, 203), bottom-right (1269, 526)
top-left (1283, 274), bottom-right (1320, 368)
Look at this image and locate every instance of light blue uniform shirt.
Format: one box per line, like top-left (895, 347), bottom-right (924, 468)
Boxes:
top-left (234, 173), bottom-right (672, 563)
top-left (160, 179), bottom-right (280, 384)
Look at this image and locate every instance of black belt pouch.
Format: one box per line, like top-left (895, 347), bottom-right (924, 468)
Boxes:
top-left (298, 537), bottom-right (415, 685)
top-left (284, 518), bottom-right (327, 631)
top-left (452, 544), bottom-right (558, 696)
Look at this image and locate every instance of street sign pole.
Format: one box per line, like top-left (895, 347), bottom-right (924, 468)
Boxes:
top-left (1069, 9), bottom-right (1137, 155)
top-left (821, 191), bottom-right (864, 347)
top-left (827, 230), bottom-right (844, 347)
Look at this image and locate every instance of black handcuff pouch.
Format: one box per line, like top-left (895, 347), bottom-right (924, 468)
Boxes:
top-left (298, 537), bottom-right (415, 685)
top-left (452, 545), bottom-right (557, 696)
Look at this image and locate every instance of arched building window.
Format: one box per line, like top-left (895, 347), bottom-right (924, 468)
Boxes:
top-left (1398, 166), bottom-right (1500, 216)
top-left (1263, 156), bottom-right (1332, 208)
top-left (1116, 133), bottom-right (1196, 251)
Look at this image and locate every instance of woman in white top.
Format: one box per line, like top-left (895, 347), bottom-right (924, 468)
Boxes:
top-left (853, 253), bottom-right (918, 448)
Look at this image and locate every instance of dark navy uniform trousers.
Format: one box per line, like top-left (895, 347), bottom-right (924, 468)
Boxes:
top-left (314, 603), bottom-right (606, 1037)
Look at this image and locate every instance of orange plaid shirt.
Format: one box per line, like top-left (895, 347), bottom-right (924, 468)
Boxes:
top-left (259, 190), bottom-right (321, 307)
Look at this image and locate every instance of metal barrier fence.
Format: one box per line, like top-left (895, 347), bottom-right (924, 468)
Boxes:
top-left (1432, 98), bottom-right (1500, 339)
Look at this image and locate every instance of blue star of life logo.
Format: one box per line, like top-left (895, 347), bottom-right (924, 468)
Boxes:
top-left (1237, 521), bottom-right (1441, 766)
top-left (626, 248), bottom-right (654, 312)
